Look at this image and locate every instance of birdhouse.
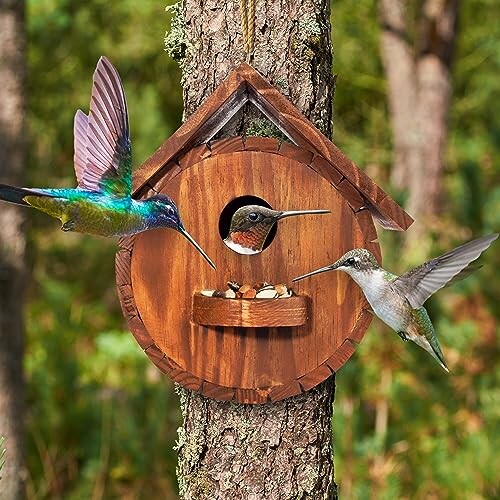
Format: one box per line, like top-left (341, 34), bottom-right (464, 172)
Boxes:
top-left (115, 64), bottom-right (412, 404)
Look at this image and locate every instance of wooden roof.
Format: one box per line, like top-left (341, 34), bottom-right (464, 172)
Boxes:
top-left (132, 63), bottom-right (413, 231)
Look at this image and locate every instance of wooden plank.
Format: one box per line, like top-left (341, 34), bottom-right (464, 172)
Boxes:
top-left (269, 380), bottom-right (303, 402)
top-left (177, 144), bottom-right (211, 170)
top-left (127, 316), bottom-right (154, 350)
top-left (115, 251), bottom-right (132, 286)
top-left (118, 236), bottom-right (135, 252)
top-left (310, 155), bottom-right (343, 185)
top-left (298, 363), bottom-right (333, 392)
top-left (325, 339), bottom-right (357, 373)
top-left (348, 308), bottom-right (373, 344)
top-left (244, 136), bottom-right (280, 152)
top-left (373, 195), bottom-right (414, 231)
top-left (365, 240), bottom-right (383, 264)
top-left (234, 388), bottom-right (270, 404)
top-left (151, 163), bottom-right (183, 194)
top-left (278, 142), bottom-right (314, 165)
top-left (145, 344), bottom-right (165, 365)
top-left (118, 284), bottom-right (137, 318)
top-left (201, 381), bottom-right (236, 401)
top-left (336, 178), bottom-right (365, 211)
top-left (209, 136), bottom-right (245, 155)
top-left (355, 208), bottom-right (378, 243)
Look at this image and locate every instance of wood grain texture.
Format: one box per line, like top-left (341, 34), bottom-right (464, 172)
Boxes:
top-left (192, 294), bottom-right (309, 327)
top-left (130, 64), bottom-right (412, 231)
top-left (118, 138), bottom-right (381, 403)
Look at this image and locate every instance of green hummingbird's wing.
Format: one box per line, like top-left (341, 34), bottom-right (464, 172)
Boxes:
top-left (73, 57), bottom-right (132, 198)
top-left (391, 234), bottom-right (498, 308)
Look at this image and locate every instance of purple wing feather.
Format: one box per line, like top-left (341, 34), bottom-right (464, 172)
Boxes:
top-left (73, 109), bottom-right (88, 186)
top-left (74, 57), bottom-right (132, 197)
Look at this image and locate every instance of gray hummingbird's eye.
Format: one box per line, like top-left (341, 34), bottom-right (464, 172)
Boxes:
top-left (248, 212), bottom-right (259, 222)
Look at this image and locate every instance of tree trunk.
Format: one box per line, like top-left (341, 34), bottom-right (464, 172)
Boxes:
top-left (0, 1), bottom-right (26, 498)
top-left (168, 0), bottom-right (336, 497)
top-left (379, 0), bottom-right (458, 228)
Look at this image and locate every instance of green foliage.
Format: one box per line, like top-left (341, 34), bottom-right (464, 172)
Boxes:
top-left (331, 0), bottom-right (500, 498)
top-left (21, 0), bottom-right (499, 498)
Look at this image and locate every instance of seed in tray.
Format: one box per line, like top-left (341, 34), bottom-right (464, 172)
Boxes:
top-left (274, 284), bottom-right (288, 295)
top-left (255, 281), bottom-right (270, 289)
top-left (242, 288), bottom-right (257, 299)
top-left (256, 288), bottom-right (279, 299)
top-left (225, 289), bottom-right (237, 299)
top-left (239, 284), bottom-right (252, 294)
top-left (200, 289), bottom-right (216, 297)
top-left (257, 284), bottom-right (275, 292)
top-left (212, 290), bottom-right (226, 298)
top-left (227, 281), bottom-right (241, 292)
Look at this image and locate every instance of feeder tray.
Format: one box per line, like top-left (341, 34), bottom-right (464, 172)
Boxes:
top-left (193, 293), bottom-right (309, 327)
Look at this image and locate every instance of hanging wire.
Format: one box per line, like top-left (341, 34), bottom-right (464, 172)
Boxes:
top-left (240, 0), bottom-right (256, 61)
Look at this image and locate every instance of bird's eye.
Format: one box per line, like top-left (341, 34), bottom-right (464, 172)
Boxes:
top-left (167, 206), bottom-right (176, 217)
top-left (345, 258), bottom-right (355, 266)
top-left (248, 212), bottom-right (259, 222)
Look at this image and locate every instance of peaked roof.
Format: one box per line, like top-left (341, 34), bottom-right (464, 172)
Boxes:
top-left (132, 63), bottom-right (413, 231)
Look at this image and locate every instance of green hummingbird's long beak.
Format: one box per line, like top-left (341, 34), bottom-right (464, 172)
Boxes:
top-left (292, 263), bottom-right (337, 282)
top-left (277, 209), bottom-right (330, 220)
top-left (179, 227), bottom-right (216, 270)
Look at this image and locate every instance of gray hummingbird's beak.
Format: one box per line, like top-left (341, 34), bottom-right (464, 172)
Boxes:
top-left (178, 227), bottom-right (217, 270)
top-left (276, 209), bottom-right (330, 220)
top-left (292, 262), bottom-right (338, 282)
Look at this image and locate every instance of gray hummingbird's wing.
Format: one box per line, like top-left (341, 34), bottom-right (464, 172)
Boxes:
top-left (391, 234), bottom-right (498, 308)
top-left (73, 56), bottom-right (132, 198)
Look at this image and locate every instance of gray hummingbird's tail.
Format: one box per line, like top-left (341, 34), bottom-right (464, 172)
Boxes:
top-left (408, 307), bottom-right (449, 372)
top-left (0, 184), bottom-right (51, 207)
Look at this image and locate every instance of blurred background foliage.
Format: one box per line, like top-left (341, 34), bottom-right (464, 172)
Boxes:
top-left (21, 0), bottom-right (499, 498)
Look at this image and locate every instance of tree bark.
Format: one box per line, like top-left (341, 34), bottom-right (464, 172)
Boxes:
top-left (169, 0), bottom-right (336, 497)
top-left (379, 0), bottom-right (458, 226)
top-left (0, 1), bottom-right (26, 498)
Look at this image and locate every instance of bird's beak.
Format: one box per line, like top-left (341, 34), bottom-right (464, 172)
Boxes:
top-left (178, 227), bottom-right (216, 270)
top-left (276, 209), bottom-right (330, 220)
top-left (292, 262), bottom-right (338, 282)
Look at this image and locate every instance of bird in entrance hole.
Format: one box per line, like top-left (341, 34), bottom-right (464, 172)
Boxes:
top-left (0, 57), bottom-right (215, 269)
top-left (293, 234), bottom-right (498, 371)
top-left (223, 205), bottom-right (330, 255)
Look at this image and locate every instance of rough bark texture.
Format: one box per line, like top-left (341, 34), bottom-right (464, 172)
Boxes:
top-left (0, 0), bottom-right (26, 498)
top-left (168, 0), bottom-right (337, 497)
top-left (379, 0), bottom-right (458, 227)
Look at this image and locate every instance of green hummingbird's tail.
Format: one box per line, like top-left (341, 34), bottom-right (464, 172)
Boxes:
top-left (0, 183), bottom-right (52, 207)
top-left (409, 307), bottom-right (449, 372)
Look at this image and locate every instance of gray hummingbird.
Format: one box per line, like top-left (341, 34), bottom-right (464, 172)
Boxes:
top-left (293, 234), bottom-right (498, 371)
top-left (223, 205), bottom-right (330, 254)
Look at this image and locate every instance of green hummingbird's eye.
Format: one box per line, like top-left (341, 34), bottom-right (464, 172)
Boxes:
top-left (248, 212), bottom-right (259, 222)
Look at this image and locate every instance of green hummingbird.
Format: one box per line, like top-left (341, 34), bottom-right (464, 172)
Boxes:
top-left (223, 205), bottom-right (330, 254)
top-left (293, 234), bottom-right (498, 371)
top-left (0, 57), bottom-right (215, 269)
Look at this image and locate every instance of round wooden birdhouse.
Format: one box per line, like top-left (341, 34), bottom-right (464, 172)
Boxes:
top-left (115, 65), bottom-right (412, 404)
